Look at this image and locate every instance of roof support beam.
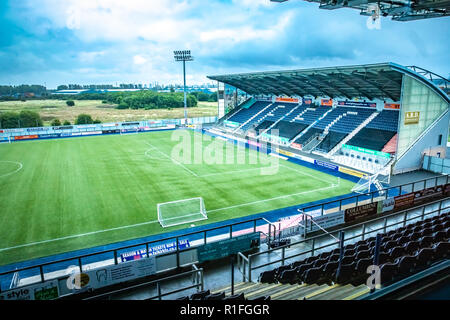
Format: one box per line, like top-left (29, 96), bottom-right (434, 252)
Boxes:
top-left (335, 73), bottom-right (376, 100)
top-left (347, 72), bottom-right (398, 101)
top-left (262, 75), bottom-right (308, 97)
top-left (310, 73), bottom-right (353, 99)
top-left (292, 74), bottom-right (335, 98)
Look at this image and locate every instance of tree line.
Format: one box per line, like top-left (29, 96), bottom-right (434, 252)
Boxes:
top-left (0, 111), bottom-right (101, 129)
top-left (0, 85), bottom-right (47, 96)
top-left (50, 91), bottom-right (217, 110)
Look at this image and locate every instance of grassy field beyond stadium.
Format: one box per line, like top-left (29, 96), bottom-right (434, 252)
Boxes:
top-left (0, 130), bottom-right (354, 265)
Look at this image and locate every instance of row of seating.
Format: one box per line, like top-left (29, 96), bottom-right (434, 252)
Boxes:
top-left (176, 289), bottom-right (270, 301)
top-left (315, 130), bottom-right (348, 153)
top-left (227, 101), bottom-right (271, 125)
top-left (313, 107), bottom-right (374, 134)
top-left (347, 128), bottom-right (397, 152)
top-left (258, 212), bottom-right (449, 288)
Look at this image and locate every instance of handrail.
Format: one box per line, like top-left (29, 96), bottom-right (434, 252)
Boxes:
top-left (299, 210), bottom-right (339, 242)
top-left (0, 215), bottom-right (269, 282)
top-left (82, 264), bottom-right (204, 300)
top-left (244, 197), bottom-right (449, 281)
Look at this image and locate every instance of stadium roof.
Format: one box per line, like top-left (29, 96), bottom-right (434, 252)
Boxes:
top-left (208, 62), bottom-right (450, 102)
top-left (271, 0), bottom-right (450, 21)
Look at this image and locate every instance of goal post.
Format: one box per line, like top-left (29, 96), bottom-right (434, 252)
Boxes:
top-left (157, 197), bottom-right (207, 228)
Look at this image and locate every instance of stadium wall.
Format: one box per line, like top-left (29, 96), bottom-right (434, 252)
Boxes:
top-left (0, 117), bottom-right (217, 143)
top-left (393, 110), bottom-right (449, 174)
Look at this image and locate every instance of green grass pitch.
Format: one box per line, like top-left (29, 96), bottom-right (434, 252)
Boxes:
top-left (0, 130), bottom-right (355, 265)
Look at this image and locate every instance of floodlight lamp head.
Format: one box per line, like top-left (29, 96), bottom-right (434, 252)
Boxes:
top-left (174, 49), bottom-right (194, 62)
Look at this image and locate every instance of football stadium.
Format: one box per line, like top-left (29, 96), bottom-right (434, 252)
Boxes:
top-left (0, 61), bottom-right (449, 303)
top-left (0, 1), bottom-right (449, 308)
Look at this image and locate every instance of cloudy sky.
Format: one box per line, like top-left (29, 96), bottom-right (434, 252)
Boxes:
top-left (0, 0), bottom-right (449, 88)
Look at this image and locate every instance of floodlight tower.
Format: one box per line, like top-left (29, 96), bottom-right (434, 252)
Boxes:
top-left (174, 50), bottom-right (194, 125)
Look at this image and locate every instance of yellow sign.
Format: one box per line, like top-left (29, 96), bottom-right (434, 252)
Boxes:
top-left (338, 167), bottom-right (365, 178)
top-left (276, 148), bottom-right (294, 157)
top-left (404, 111), bottom-right (420, 125)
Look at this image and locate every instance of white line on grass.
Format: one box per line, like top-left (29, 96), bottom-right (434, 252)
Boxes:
top-left (198, 167), bottom-right (264, 178)
top-left (0, 219), bottom-right (161, 252)
top-left (0, 161), bottom-right (23, 178)
top-left (0, 182), bottom-right (341, 252)
top-left (145, 142), bottom-right (199, 177)
top-left (280, 163), bottom-right (339, 185)
top-left (207, 183), bottom-right (339, 214)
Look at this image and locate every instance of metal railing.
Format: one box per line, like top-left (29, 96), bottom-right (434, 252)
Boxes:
top-left (83, 264), bottom-right (204, 300)
top-left (0, 216), bottom-right (271, 292)
top-left (239, 197), bottom-right (450, 282)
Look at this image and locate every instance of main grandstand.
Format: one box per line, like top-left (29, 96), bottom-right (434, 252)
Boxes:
top-left (0, 62), bottom-right (448, 302)
top-left (209, 63), bottom-right (449, 184)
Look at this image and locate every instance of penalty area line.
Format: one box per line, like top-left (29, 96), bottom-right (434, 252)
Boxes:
top-left (207, 183), bottom-right (340, 214)
top-left (0, 219), bottom-right (160, 253)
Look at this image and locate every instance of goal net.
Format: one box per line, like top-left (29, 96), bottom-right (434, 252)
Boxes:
top-left (352, 172), bottom-right (390, 195)
top-left (157, 197), bottom-right (207, 228)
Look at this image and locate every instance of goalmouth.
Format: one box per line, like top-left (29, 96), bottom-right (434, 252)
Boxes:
top-left (157, 197), bottom-right (208, 228)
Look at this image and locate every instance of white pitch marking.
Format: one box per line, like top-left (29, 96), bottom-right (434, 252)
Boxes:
top-left (0, 183), bottom-right (341, 252)
top-left (198, 167), bottom-right (264, 178)
top-left (0, 161), bottom-right (23, 178)
top-left (207, 184), bottom-right (339, 214)
top-left (145, 141), bottom-right (199, 177)
top-left (0, 219), bottom-right (161, 252)
top-left (280, 163), bottom-right (339, 185)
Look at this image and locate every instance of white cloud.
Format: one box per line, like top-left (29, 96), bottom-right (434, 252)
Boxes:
top-left (133, 55), bottom-right (147, 65)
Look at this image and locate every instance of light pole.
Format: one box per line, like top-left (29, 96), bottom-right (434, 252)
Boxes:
top-left (174, 50), bottom-right (194, 125)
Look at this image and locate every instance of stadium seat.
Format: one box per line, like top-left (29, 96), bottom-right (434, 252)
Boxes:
top-left (275, 265), bottom-right (293, 278)
top-left (303, 267), bottom-right (322, 284)
top-left (433, 242), bottom-right (450, 259)
top-left (380, 262), bottom-right (399, 284)
top-left (397, 256), bottom-right (417, 275)
top-left (419, 235), bottom-right (434, 248)
top-left (279, 268), bottom-right (299, 285)
top-left (355, 249), bottom-right (371, 260)
top-left (190, 290), bottom-right (211, 300)
top-left (328, 254), bottom-right (340, 262)
top-left (204, 292), bottom-right (226, 300)
top-left (340, 254), bottom-right (356, 265)
top-left (322, 261), bottom-right (339, 280)
top-left (291, 260), bottom-right (305, 269)
top-left (318, 251), bottom-right (333, 260)
top-left (396, 236), bottom-right (410, 247)
top-left (259, 270), bottom-right (277, 284)
top-left (382, 240), bottom-right (397, 252)
top-left (409, 232), bottom-right (421, 242)
top-left (355, 258), bottom-right (373, 275)
top-left (305, 255), bottom-right (320, 264)
top-left (404, 241), bottom-right (420, 255)
top-left (421, 228), bottom-right (433, 237)
top-left (313, 258), bottom-right (329, 269)
top-left (223, 293), bottom-right (246, 301)
top-left (177, 295), bottom-right (190, 301)
top-left (378, 252), bottom-right (391, 265)
top-left (433, 230), bottom-right (447, 243)
top-left (335, 262), bottom-right (356, 284)
top-left (389, 246), bottom-right (406, 261)
top-left (415, 248), bottom-right (434, 269)
top-left (344, 248), bottom-right (356, 257)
